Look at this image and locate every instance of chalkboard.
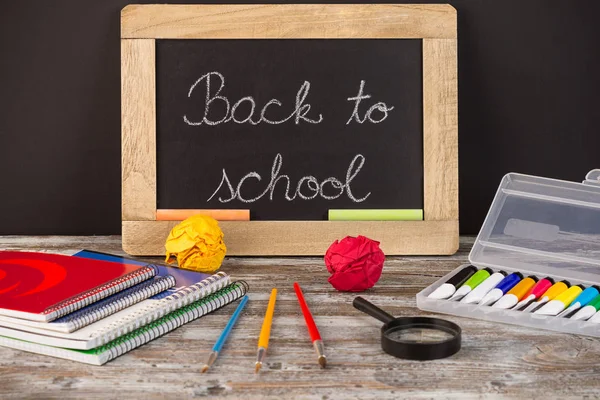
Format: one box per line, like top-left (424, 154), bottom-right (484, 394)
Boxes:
top-left (120, 4), bottom-right (458, 256)
top-left (156, 39), bottom-right (423, 220)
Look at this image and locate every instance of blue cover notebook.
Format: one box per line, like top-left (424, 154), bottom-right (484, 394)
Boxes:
top-left (73, 250), bottom-right (212, 299)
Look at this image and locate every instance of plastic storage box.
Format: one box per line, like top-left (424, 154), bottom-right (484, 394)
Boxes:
top-left (417, 171), bottom-right (600, 337)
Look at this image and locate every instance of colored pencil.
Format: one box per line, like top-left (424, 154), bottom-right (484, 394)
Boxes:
top-left (201, 295), bottom-right (249, 373)
top-left (255, 288), bottom-right (277, 373)
top-left (293, 282), bottom-right (327, 368)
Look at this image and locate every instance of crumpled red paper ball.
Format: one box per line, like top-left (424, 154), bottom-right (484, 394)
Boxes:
top-left (324, 235), bottom-right (385, 292)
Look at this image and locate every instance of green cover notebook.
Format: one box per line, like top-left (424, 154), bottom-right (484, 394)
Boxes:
top-left (0, 281), bottom-right (248, 365)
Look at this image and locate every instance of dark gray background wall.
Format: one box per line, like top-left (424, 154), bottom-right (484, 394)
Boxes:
top-left (1, 1), bottom-right (599, 235)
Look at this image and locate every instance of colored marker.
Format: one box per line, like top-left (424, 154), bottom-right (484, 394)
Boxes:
top-left (477, 272), bottom-right (523, 306)
top-left (492, 276), bottom-right (538, 309)
top-left (557, 286), bottom-right (599, 318)
top-left (512, 278), bottom-right (554, 311)
top-left (534, 285), bottom-right (583, 316)
top-left (588, 307), bottom-right (600, 323)
top-left (448, 268), bottom-right (493, 301)
top-left (461, 271), bottom-right (507, 304)
top-left (428, 265), bottom-right (478, 300)
top-left (523, 280), bottom-right (570, 313)
top-left (571, 294), bottom-right (600, 321)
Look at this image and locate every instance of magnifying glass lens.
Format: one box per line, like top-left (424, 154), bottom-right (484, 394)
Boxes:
top-left (386, 326), bottom-right (455, 344)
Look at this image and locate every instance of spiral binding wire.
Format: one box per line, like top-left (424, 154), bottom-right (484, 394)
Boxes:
top-left (164, 271), bottom-right (229, 302)
top-left (54, 275), bottom-right (177, 331)
top-left (93, 272), bottom-right (230, 344)
top-left (42, 265), bottom-right (158, 319)
top-left (92, 280), bottom-right (249, 364)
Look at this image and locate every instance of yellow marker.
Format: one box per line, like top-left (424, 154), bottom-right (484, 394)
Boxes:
top-left (522, 280), bottom-right (569, 312)
top-left (535, 285), bottom-right (583, 316)
top-left (255, 288), bottom-right (277, 373)
top-left (492, 277), bottom-right (537, 309)
top-left (554, 286), bottom-right (584, 305)
top-left (541, 281), bottom-right (570, 301)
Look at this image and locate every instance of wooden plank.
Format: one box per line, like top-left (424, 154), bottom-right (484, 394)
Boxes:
top-left (123, 220), bottom-right (459, 256)
top-left (121, 4), bottom-right (457, 39)
top-left (2, 236), bottom-right (600, 399)
top-left (423, 39), bottom-right (458, 221)
top-left (121, 39), bottom-right (156, 221)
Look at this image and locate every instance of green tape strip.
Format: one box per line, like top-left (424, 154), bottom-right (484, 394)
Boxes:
top-left (328, 209), bottom-right (424, 221)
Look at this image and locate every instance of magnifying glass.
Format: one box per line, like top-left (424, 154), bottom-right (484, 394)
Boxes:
top-left (353, 297), bottom-right (461, 360)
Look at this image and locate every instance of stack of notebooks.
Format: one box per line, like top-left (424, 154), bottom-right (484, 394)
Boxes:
top-left (0, 250), bottom-right (247, 365)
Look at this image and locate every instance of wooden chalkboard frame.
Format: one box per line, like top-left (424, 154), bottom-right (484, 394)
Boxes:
top-left (121, 4), bottom-right (458, 256)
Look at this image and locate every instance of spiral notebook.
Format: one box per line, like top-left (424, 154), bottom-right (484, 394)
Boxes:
top-left (0, 275), bottom-right (177, 333)
top-left (0, 250), bottom-right (210, 333)
top-left (0, 269), bottom-right (230, 349)
top-left (0, 281), bottom-right (248, 365)
top-left (0, 251), bottom-right (156, 322)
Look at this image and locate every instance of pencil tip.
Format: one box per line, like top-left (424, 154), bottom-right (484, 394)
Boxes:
top-left (255, 363), bottom-right (262, 373)
top-left (318, 355), bottom-right (327, 368)
top-left (201, 365), bottom-right (209, 373)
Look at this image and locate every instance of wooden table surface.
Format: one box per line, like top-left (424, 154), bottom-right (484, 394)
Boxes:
top-left (1, 236), bottom-right (599, 399)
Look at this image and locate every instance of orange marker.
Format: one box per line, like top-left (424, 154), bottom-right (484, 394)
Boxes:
top-left (156, 209), bottom-right (250, 221)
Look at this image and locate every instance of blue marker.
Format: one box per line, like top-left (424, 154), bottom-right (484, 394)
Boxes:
top-left (201, 295), bottom-right (249, 373)
top-left (477, 272), bottom-right (523, 306)
top-left (557, 286), bottom-right (599, 318)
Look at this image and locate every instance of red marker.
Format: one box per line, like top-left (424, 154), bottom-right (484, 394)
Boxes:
top-left (294, 282), bottom-right (326, 368)
top-left (513, 278), bottom-right (554, 310)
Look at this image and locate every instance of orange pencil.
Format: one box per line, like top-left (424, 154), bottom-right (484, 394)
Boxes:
top-left (255, 288), bottom-right (277, 373)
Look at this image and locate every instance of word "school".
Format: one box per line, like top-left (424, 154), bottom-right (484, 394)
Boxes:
top-left (207, 153), bottom-right (372, 204)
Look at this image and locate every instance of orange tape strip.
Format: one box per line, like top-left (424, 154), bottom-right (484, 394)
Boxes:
top-left (156, 209), bottom-right (250, 221)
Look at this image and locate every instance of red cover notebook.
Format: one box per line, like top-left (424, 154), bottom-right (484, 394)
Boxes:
top-left (0, 252), bottom-right (156, 322)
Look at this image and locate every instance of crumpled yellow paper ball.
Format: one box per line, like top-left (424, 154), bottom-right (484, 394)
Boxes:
top-left (164, 215), bottom-right (227, 273)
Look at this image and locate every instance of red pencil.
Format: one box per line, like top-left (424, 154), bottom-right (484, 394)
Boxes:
top-left (293, 282), bottom-right (327, 368)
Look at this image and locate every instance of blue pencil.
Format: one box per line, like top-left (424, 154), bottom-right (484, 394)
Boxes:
top-left (201, 295), bottom-right (249, 373)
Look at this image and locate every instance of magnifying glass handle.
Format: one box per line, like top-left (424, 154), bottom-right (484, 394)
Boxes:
top-left (353, 297), bottom-right (396, 324)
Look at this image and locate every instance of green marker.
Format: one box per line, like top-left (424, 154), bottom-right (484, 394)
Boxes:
top-left (571, 293), bottom-right (600, 321)
top-left (448, 268), bottom-right (492, 301)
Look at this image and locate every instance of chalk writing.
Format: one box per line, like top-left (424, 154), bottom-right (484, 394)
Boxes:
top-left (183, 72), bottom-right (393, 127)
top-left (346, 80), bottom-right (395, 124)
top-left (183, 72), bottom-right (323, 126)
top-left (207, 153), bottom-right (371, 203)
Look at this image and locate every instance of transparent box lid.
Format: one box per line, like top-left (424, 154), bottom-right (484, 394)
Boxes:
top-left (470, 171), bottom-right (600, 284)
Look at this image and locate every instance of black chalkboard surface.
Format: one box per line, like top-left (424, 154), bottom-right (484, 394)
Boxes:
top-left (156, 39), bottom-right (423, 220)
